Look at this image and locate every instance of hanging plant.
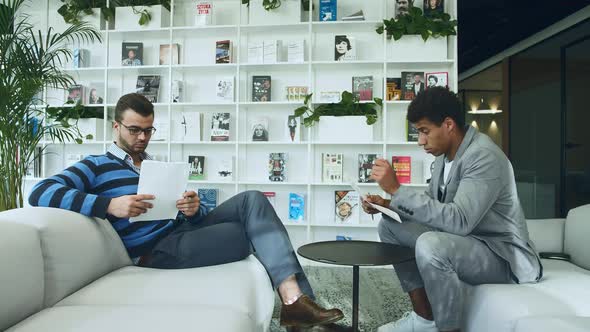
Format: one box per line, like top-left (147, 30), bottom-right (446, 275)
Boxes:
top-left (57, 0), bottom-right (171, 26)
top-left (376, 7), bottom-right (457, 41)
top-left (293, 91), bottom-right (383, 127)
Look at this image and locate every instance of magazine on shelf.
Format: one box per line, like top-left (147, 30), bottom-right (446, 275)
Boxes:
top-left (286, 115), bottom-right (301, 142)
top-left (188, 155), bottom-right (205, 180)
top-left (352, 76), bottom-right (373, 101)
top-left (401, 71), bottom-right (425, 101)
top-left (286, 86), bottom-right (308, 102)
top-left (358, 154), bottom-right (380, 183)
top-left (263, 40), bottom-right (281, 63)
top-left (210, 113), bottom-right (230, 141)
top-left (407, 121), bottom-right (419, 142)
top-left (386, 77), bottom-right (402, 101)
top-left (122, 42), bottom-right (143, 66)
top-left (288, 192), bottom-right (305, 222)
top-left (334, 190), bottom-right (360, 224)
top-left (268, 152), bottom-right (287, 182)
top-left (215, 40), bottom-right (232, 64)
top-left (135, 75), bottom-right (161, 103)
top-left (159, 43), bottom-right (180, 65)
top-left (247, 41), bottom-right (264, 64)
top-left (252, 75), bottom-right (271, 102)
top-left (322, 153), bottom-right (343, 183)
top-left (334, 35), bottom-right (356, 61)
top-left (287, 40), bottom-right (305, 63)
top-left (319, 0), bottom-right (337, 21)
top-left (250, 117), bottom-right (269, 142)
top-left (198, 188), bottom-right (218, 211)
top-left (215, 76), bottom-right (234, 102)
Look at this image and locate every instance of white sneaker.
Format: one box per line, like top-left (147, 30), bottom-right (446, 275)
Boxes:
top-left (377, 311), bottom-right (438, 332)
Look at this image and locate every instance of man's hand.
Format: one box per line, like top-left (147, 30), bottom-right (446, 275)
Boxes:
top-left (107, 194), bottom-right (155, 218)
top-left (371, 158), bottom-right (401, 195)
top-left (362, 195), bottom-right (391, 214)
top-left (176, 191), bottom-right (200, 217)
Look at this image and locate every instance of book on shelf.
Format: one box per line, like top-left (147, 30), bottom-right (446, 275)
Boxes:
top-left (151, 119), bottom-right (168, 141)
top-left (214, 158), bottom-right (234, 181)
top-left (122, 42), bottom-right (143, 66)
top-left (215, 76), bottom-right (234, 102)
top-left (334, 35), bottom-right (356, 61)
top-left (392, 156), bottom-right (411, 184)
top-left (87, 84), bottom-right (103, 104)
top-left (286, 115), bottom-right (301, 142)
top-left (386, 77), bottom-right (402, 101)
top-left (268, 152), bottom-right (287, 182)
top-left (263, 192), bottom-right (276, 209)
top-left (198, 188), bottom-right (218, 211)
top-left (181, 112), bottom-right (202, 142)
top-left (67, 85), bottom-right (85, 104)
top-left (401, 71), bottom-right (425, 101)
top-left (319, 0), bottom-right (337, 21)
top-left (263, 40), bottom-right (281, 64)
top-left (159, 43), bottom-right (180, 65)
top-left (247, 41), bottom-right (264, 64)
top-left (407, 121), bottom-right (419, 142)
top-left (319, 91), bottom-right (341, 103)
top-left (352, 76), bottom-right (373, 101)
top-left (188, 155), bottom-right (205, 180)
top-left (334, 190), bottom-right (360, 224)
top-left (286, 86), bottom-right (308, 102)
top-left (65, 154), bottom-right (84, 168)
top-left (210, 113), bottom-right (230, 141)
top-left (395, 0), bottom-right (418, 18)
top-left (252, 75), bottom-right (271, 102)
top-left (136, 75), bottom-right (161, 103)
top-left (342, 9), bottom-right (364, 21)
top-left (423, 0), bottom-right (444, 18)
top-left (215, 40), bottom-right (232, 64)
top-left (73, 48), bottom-right (90, 68)
top-left (171, 80), bottom-right (183, 103)
top-left (195, 1), bottom-right (213, 26)
top-left (425, 71), bottom-right (449, 89)
top-left (322, 153), bottom-right (343, 183)
top-left (288, 192), bottom-right (305, 222)
top-left (287, 40), bottom-right (305, 63)
top-left (358, 154), bottom-right (380, 183)
top-left (250, 117), bottom-right (269, 141)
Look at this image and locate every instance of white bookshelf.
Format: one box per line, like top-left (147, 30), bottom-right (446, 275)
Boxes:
top-left (26, 0), bottom-right (457, 258)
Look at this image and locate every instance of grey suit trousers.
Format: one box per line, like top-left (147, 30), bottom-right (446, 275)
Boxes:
top-left (144, 190), bottom-right (314, 297)
top-left (378, 217), bottom-right (513, 330)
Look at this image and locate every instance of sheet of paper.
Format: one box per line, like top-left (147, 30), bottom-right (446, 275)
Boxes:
top-left (349, 182), bottom-right (403, 223)
top-left (129, 161), bottom-right (190, 223)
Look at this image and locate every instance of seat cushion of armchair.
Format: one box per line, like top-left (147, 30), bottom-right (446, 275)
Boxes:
top-left (6, 305), bottom-right (253, 332)
top-left (464, 259), bottom-right (590, 332)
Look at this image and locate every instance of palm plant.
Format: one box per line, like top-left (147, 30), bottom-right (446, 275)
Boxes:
top-left (0, 0), bottom-right (102, 211)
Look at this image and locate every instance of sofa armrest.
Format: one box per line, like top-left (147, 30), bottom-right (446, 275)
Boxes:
top-left (526, 218), bottom-right (565, 253)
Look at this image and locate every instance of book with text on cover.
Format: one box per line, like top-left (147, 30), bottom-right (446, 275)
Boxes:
top-left (135, 75), bottom-right (161, 103)
top-left (122, 42), bottom-right (143, 66)
top-left (198, 188), bottom-right (218, 211)
top-left (334, 190), bottom-right (360, 224)
top-left (401, 71), bottom-right (425, 101)
top-left (252, 75), bottom-right (272, 102)
top-left (215, 40), bottom-right (232, 64)
top-left (322, 153), bottom-right (343, 183)
top-left (250, 117), bottom-right (269, 141)
top-left (210, 113), bottom-right (230, 141)
top-left (195, 1), bottom-right (213, 25)
top-left (352, 76), bottom-right (373, 101)
top-left (392, 156), bottom-right (411, 184)
top-left (358, 154), bottom-right (380, 183)
top-left (269, 152), bottom-right (287, 182)
top-left (188, 155), bottom-right (205, 180)
top-left (386, 77), bottom-right (402, 101)
top-left (289, 193), bottom-right (305, 222)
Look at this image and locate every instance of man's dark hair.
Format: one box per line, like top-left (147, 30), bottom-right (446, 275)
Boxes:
top-left (115, 93), bottom-right (154, 122)
top-left (407, 87), bottom-right (464, 128)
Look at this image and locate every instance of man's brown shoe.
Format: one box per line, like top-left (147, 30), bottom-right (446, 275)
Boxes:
top-left (280, 295), bottom-right (344, 327)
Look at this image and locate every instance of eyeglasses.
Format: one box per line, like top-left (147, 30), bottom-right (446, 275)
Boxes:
top-left (117, 122), bottom-right (157, 136)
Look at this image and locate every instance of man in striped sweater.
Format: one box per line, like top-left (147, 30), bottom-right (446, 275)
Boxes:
top-left (29, 93), bottom-right (343, 329)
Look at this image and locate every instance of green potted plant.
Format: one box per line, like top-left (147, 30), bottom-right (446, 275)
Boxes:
top-left (293, 91), bottom-right (383, 142)
top-left (0, 0), bottom-right (102, 211)
top-left (57, 0), bottom-right (171, 27)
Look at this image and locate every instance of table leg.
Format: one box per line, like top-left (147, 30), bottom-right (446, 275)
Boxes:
top-left (352, 265), bottom-right (359, 332)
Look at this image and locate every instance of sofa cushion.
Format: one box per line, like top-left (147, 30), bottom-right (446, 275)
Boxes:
top-left (5, 305), bottom-right (254, 332)
top-left (0, 221), bottom-right (44, 331)
top-left (4, 207), bottom-right (131, 307)
top-left (526, 218), bottom-right (565, 253)
top-left (463, 259), bottom-right (590, 332)
top-left (514, 316), bottom-right (590, 332)
top-left (57, 255), bottom-right (274, 331)
top-left (565, 204), bottom-right (590, 270)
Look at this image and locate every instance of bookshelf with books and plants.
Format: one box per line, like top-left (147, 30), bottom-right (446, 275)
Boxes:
top-left (25, 0), bottom-right (457, 264)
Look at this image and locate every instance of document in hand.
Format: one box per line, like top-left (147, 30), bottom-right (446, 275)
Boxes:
top-left (349, 182), bottom-right (403, 223)
top-left (129, 161), bottom-right (190, 223)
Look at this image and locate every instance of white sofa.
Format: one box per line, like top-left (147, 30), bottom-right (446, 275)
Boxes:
top-left (0, 207), bottom-right (275, 332)
top-left (464, 204), bottom-right (590, 332)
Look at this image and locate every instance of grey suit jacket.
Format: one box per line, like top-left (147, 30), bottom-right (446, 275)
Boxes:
top-left (389, 126), bottom-right (542, 283)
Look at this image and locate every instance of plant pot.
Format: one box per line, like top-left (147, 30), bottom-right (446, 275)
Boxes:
top-left (386, 35), bottom-right (447, 61)
top-left (316, 116), bottom-right (373, 142)
top-left (249, 0), bottom-right (301, 25)
top-left (115, 5), bottom-right (170, 30)
top-left (85, 8), bottom-right (113, 31)
top-left (69, 118), bottom-right (105, 142)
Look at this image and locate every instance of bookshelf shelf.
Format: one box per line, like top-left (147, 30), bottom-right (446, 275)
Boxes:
top-left (30, 0), bottom-right (457, 247)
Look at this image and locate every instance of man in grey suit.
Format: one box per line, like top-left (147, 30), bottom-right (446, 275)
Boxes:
top-left (365, 87), bottom-right (543, 332)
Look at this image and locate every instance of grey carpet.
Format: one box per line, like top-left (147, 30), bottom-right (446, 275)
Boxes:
top-left (269, 266), bottom-right (412, 332)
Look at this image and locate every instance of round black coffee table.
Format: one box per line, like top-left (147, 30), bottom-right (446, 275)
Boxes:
top-left (298, 240), bottom-right (415, 332)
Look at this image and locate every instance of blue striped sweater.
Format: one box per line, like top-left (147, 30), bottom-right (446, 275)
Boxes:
top-left (28, 152), bottom-right (208, 258)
